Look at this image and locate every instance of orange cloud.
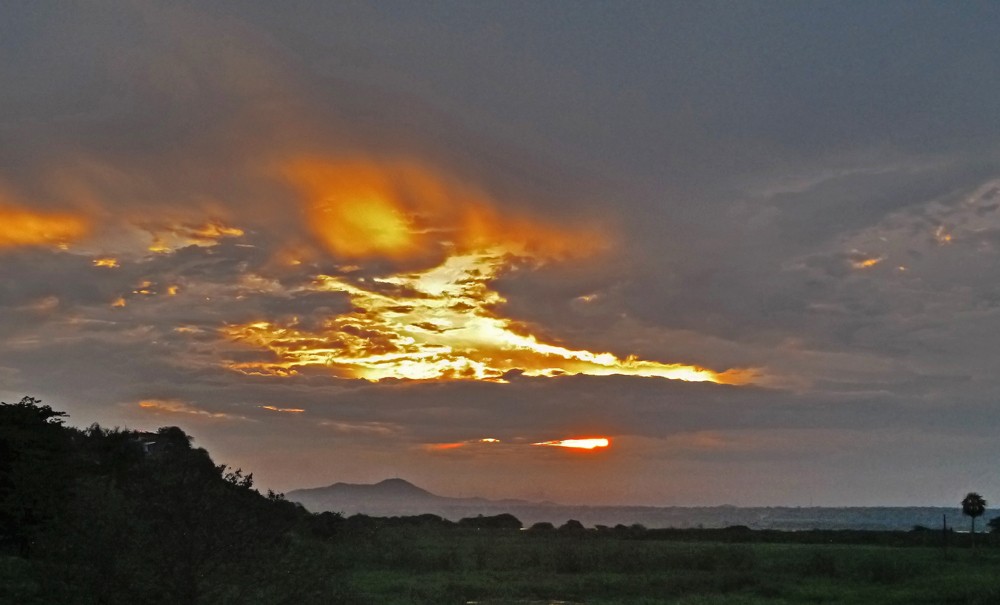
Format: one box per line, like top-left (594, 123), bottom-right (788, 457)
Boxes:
top-left (533, 437), bottom-right (611, 450)
top-left (147, 219), bottom-right (244, 253)
top-left (221, 250), bottom-right (748, 383)
top-left (425, 436), bottom-right (610, 453)
top-left (934, 225), bottom-right (952, 245)
top-left (138, 398), bottom-right (240, 419)
top-left (281, 157), bottom-right (606, 262)
top-left (425, 442), bottom-right (468, 451)
top-left (0, 203), bottom-right (89, 249)
top-left (844, 248), bottom-right (886, 270)
top-left (424, 437), bottom-right (502, 452)
top-left (214, 156), bottom-right (752, 385)
top-left (259, 405), bottom-right (305, 413)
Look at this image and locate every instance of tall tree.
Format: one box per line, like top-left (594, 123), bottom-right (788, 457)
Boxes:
top-left (961, 492), bottom-right (987, 549)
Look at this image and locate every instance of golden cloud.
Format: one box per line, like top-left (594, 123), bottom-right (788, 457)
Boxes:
top-left (851, 257), bottom-right (882, 269)
top-left (138, 398), bottom-right (239, 419)
top-left (0, 203), bottom-right (89, 249)
top-left (222, 249), bottom-right (748, 383)
top-left (147, 219), bottom-right (245, 253)
top-left (281, 156), bottom-right (607, 262)
top-left (533, 438), bottom-right (611, 450)
top-left (424, 437), bottom-right (503, 452)
top-left (259, 405), bottom-right (305, 413)
top-left (425, 436), bottom-right (611, 453)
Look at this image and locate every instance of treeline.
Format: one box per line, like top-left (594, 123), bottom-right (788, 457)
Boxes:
top-left (0, 397), bottom-right (357, 605)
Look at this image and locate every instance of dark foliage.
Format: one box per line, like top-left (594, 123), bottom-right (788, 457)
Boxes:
top-left (962, 492), bottom-right (987, 549)
top-left (0, 397), bottom-right (72, 558)
top-left (527, 521), bottom-right (556, 533)
top-left (0, 397), bottom-right (356, 605)
top-left (557, 519), bottom-right (586, 533)
top-left (457, 513), bottom-right (522, 530)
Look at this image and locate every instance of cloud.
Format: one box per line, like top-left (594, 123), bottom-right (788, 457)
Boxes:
top-left (137, 398), bottom-right (246, 421)
top-left (259, 405), bottom-right (304, 414)
top-left (220, 248), bottom-right (745, 383)
top-left (317, 420), bottom-right (400, 437)
top-left (280, 156), bottom-right (608, 263)
top-left (0, 201), bottom-right (89, 249)
top-left (2, 1), bottom-right (1000, 506)
top-left (532, 438), bottom-right (610, 450)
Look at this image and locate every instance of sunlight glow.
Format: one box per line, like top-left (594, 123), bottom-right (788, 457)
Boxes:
top-left (281, 157), bottom-right (607, 261)
top-left (148, 220), bottom-right (244, 253)
top-left (934, 225), bottom-right (952, 245)
top-left (533, 438), bottom-right (610, 450)
top-left (138, 398), bottom-right (234, 419)
top-left (0, 204), bottom-right (88, 249)
top-left (222, 249), bottom-right (742, 383)
top-left (216, 157), bottom-right (751, 384)
top-left (851, 256), bottom-right (882, 269)
top-left (259, 405), bottom-right (305, 413)
top-left (426, 442), bottom-right (467, 451)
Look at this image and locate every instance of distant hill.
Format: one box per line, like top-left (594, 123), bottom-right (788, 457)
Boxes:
top-left (287, 478), bottom-right (541, 520)
top-left (286, 479), bottom-right (966, 531)
top-left (301, 478), bottom-right (436, 500)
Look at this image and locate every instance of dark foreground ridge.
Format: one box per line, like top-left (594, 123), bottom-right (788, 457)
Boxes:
top-left (288, 478), bottom-right (964, 532)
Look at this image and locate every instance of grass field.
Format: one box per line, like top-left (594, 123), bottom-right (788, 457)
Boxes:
top-left (336, 528), bottom-right (1000, 604)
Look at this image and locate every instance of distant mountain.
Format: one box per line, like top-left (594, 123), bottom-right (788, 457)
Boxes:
top-left (301, 478), bottom-right (436, 500)
top-left (286, 479), bottom-right (965, 531)
top-left (287, 478), bottom-right (541, 520)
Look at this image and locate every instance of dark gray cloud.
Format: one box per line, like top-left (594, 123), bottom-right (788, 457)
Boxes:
top-left (1, 1), bottom-right (999, 506)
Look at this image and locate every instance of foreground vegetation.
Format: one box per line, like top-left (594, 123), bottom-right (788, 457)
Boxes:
top-left (335, 524), bottom-right (1000, 604)
top-left (3, 397), bottom-right (1000, 604)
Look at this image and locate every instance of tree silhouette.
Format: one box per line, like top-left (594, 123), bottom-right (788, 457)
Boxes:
top-left (0, 397), bottom-right (72, 557)
top-left (0, 396), bottom-right (354, 604)
top-left (961, 492), bottom-right (987, 549)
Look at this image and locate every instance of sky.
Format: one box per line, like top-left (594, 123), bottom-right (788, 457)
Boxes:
top-left (2, 0), bottom-right (1000, 507)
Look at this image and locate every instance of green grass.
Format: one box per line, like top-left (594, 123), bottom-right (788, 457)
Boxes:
top-left (337, 530), bottom-right (1000, 605)
top-left (6, 527), bottom-right (1000, 604)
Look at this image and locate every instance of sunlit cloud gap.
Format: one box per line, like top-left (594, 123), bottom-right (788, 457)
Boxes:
top-left (223, 249), bottom-right (743, 383)
top-left (219, 158), bottom-right (749, 384)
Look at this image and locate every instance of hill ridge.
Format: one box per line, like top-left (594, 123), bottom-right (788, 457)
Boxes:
top-left (286, 478), bottom-right (964, 531)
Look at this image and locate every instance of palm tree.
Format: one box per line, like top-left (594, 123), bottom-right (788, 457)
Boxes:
top-left (961, 492), bottom-right (987, 549)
